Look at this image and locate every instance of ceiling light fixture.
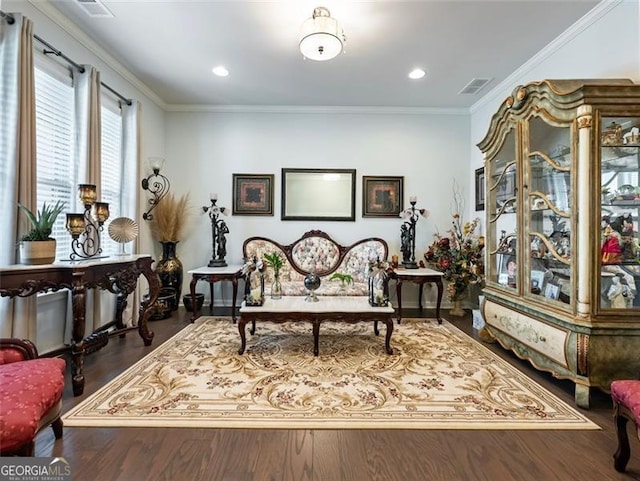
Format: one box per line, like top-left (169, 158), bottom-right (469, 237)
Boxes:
top-left (299, 6), bottom-right (346, 62)
top-left (212, 66), bottom-right (229, 77)
top-left (408, 68), bottom-right (426, 80)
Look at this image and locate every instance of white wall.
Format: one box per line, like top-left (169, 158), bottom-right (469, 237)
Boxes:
top-left (164, 110), bottom-right (471, 306)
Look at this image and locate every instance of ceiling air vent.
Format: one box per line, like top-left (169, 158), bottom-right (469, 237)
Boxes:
top-left (458, 78), bottom-right (492, 95)
top-left (75, 0), bottom-right (114, 18)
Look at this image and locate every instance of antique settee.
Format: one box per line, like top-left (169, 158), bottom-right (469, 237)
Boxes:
top-left (242, 230), bottom-right (388, 296)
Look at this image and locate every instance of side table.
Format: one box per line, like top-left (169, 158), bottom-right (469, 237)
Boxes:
top-left (188, 264), bottom-right (244, 323)
top-left (391, 267), bottom-right (444, 324)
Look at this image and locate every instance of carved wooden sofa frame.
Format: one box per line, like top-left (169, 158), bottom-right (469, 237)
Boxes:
top-left (243, 230), bottom-right (388, 296)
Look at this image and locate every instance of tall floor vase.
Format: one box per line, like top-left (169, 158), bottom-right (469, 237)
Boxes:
top-left (448, 289), bottom-right (467, 317)
top-left (156, 241), bottom-right (183, 311)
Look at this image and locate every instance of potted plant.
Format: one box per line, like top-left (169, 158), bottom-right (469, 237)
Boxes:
top-left (17, 200), bottom-right (66, 265)
top-left (263, 252), bottom-right (285, 299)
top-left (329, 272), bottom-right (353, 293)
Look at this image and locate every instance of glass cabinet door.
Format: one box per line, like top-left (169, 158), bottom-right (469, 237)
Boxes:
top-left (526, 116), bottom-right (572, 305)
top-left (599, 115), bottom-right (640, 312)
top-left (488, 128), bottom-right (517, 291)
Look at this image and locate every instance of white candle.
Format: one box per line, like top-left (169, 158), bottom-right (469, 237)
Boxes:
top-left (410, 195), bottom-right (417, 203)
top-left (210, 193), bottom-right (218, 201)
top-left (251, 287), bottom-right (262, 300)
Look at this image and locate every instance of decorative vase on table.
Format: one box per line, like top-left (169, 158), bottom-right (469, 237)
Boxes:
top-left (271, 271), bottom-right (282, 300)
top-left (156, 241), bottom-right (183, 310)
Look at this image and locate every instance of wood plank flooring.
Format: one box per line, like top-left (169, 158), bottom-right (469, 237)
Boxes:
top-left (35, 308), bottom-right (640, 481)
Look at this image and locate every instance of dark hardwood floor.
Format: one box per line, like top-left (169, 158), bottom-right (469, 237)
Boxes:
top-left (35, 307), bottom-right (640, 481)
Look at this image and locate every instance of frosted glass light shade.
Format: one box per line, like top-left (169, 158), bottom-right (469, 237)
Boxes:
top-left (299, 7), bottom-right (345, 61)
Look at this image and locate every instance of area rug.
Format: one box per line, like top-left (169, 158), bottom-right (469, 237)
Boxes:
top-left (62, 317), bottom-right (598, 430)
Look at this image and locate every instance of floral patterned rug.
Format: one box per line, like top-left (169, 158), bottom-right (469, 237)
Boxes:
top-left (63, 317), bottom-right (598, 430)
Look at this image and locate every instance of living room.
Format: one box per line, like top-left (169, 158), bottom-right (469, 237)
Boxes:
top-left (1, 1), bottom-right (640, 479)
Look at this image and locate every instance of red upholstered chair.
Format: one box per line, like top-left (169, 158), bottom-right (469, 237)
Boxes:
top-left (0, 338), bottom-right (66, 456)
top-left (611, 380), bottom-right (640, 472)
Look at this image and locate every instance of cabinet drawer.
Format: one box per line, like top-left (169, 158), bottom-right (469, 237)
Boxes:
top-left (485, 300), bottom-right (569, 368)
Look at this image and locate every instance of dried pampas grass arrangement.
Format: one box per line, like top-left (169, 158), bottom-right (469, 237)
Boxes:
top-left (150, 193), bottom-right (191, 242)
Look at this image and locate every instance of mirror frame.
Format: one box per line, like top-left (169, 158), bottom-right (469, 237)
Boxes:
top-left (281, 168), bottom-right (356, 221)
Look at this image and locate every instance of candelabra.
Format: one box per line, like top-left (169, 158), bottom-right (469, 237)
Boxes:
top-left (202, 194), bottom-right (229, 267)
top-left (65, 184), bottom-right (110, 260)
top-left (399, 196), bottom-right (428, 269)
top-left (141, 157), bottom-right (170, 221)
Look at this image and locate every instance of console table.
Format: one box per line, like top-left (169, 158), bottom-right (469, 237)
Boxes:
top-left (238, 296), bottom-right (395, 356)
top-left (187, 264), bottom-right (244, 323)
top-left (391, 267), bottom-right (444, 324)
top-left (0, 255), bottom-right (160, 396)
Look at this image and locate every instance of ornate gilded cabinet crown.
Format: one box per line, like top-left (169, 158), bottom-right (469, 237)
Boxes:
top-left (477, 79), bottom-right (640, 408)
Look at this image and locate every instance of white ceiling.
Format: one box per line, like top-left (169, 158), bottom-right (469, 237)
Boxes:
top-left (42, 0), bottom-right (601, 109)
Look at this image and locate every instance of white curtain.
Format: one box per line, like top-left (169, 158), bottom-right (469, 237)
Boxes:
top-left (120, 99), bottom-right (141, 325)
top-left (0, 13), bottom-right (38, 338)
top-left (73, 65), bottom-right (104, 331)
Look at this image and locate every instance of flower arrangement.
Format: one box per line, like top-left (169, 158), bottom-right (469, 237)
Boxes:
top-left (424, 191), bottom-right (485, 302)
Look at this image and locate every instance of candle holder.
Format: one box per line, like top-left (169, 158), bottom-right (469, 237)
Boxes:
top-left (65, 184), bottom-right (110, 260)
top-left (141, 157), bottom-right (170, 221)
top-left (399, 197), bottom-right (428, 269)
top-left (202, 195), bottom-right (229, 267)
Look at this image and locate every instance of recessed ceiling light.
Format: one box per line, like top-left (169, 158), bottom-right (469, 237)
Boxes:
top-left (212, 66), bottom-right (229, 77)
top-left (408, 68), bottom-right (426, 80)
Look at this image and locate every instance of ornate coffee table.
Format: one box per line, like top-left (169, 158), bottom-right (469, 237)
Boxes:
top-left (238, 296), bottom-right (395, 356)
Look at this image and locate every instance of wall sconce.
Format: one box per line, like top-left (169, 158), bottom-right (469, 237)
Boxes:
top-left (202, 193), bottom-right (229, 267)
top-left (65, 184), bottom-right (110, 260)
top-left (399, 196), bottom-right (429, 269)
top-left (141, 157), bottom-right (170, 221)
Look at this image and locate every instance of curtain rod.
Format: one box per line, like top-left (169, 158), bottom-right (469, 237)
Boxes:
top-left (1, 10), bottom-right (132, 106)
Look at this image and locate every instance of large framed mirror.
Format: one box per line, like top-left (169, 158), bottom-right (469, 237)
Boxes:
top-left (282, 168), bottom-right (356, 221)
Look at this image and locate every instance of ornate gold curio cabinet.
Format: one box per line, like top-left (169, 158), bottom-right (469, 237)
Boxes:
top-left (477, 79), bottom-right (640, 407)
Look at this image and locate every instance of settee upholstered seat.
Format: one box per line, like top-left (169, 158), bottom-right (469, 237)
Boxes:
top-left (243, 230), bottom-right (388, 296)
top-left (0, 339), bottom-right (66, 456)
top-left (612, 379), bottom-right (640, 472)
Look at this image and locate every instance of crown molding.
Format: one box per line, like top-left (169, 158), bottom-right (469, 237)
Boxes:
top-left (28, 0), bottom-right (167, 109)
top-left (470, 0), bottom-right (623, 115)
top-left (165, 104), bottom-right (469, 115)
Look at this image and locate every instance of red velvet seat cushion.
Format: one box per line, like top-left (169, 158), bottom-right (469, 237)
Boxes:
top-left (611, 380), bottom-right (640, 423)
top-left (0, 358), bottom-right (66, 451)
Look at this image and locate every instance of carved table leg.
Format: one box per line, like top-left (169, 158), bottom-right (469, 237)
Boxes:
top-left (384, 319), bottom-right (394, 355)
top-left (396, 280), bottom-right (404, 324)
top-left (70, 277), bottom-right (86, 396)
top-left (231, 277), bottom-right (238, 324)
top-left (238, 317), bottom-right (247, 355)
top-left (374, 320), bottom-right (379, 336)
top-left (434, 277), bottom-right (443, 324)
top-left (138, 258), bottom-right (158, 346)
top-left (190, 276), bottom-right (199, 323)
top-left (312, 320), bottom-right (320, 356)
top-left (418, 284), bottom-right (424, 310)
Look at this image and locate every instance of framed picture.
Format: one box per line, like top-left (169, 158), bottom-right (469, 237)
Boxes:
top-left (362, 176), bottom-right (404, 217)
top-left (232, 174), bottom-right (274, 216)
top-left (544, 283), bottom-right (560, 300)
top-left (281, 168), bottom-right (356, 221)
top-left (530, 270), bottom-right (546, 291)
top-left (475, 167), bottom-right (485, 211)
top-left (498, 254), bottom-right (517, 287)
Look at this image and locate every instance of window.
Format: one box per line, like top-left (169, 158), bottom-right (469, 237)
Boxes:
top-left (34, 65), bottom-right (75, 261)
top-left (101, 98), bottom-right (124, 257)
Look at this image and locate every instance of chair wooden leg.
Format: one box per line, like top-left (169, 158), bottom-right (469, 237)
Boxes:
top-left (51, 417), bottom-right (63, 439)
top-left (614, 404), bottom-right (632, 472)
